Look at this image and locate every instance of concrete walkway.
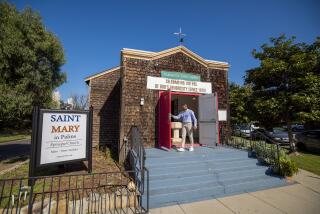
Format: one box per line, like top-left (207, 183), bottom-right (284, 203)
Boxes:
top-left (150, 169), bottom-right (320, 214)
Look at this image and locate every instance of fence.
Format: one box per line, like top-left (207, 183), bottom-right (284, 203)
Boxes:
top-left (0, 170), bottom-right (149, 214)
top-left (0, 126), bottom-right (149, 214)
top-left (220, 128), bottom-right (282, 174)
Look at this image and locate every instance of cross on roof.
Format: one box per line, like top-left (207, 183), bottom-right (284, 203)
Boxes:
top-left (174, 27), bottom-right (186, 45)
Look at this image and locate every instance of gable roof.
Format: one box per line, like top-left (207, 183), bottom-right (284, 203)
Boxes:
top-left (121, 45), bottom-right (229, 70)
top-left (85, 66), bottom-right (120, 84)
top-left (85, 46), bottom-right (230, 84)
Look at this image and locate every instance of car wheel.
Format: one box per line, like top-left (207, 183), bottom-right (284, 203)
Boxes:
top-left (297, 142), bottom-right (306, 151)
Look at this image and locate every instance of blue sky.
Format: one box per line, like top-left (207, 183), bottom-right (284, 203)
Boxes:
top-left (12, 0), bottom-right (320, 100)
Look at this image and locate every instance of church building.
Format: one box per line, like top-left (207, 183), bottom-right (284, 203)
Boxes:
top-left (85, 46), bottom-right (230, 161)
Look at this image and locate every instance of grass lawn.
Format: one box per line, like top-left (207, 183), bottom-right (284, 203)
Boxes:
top-left (0, 133), bottom-right (30, 143)
top-left (290, 152), bottom-right (320, 176)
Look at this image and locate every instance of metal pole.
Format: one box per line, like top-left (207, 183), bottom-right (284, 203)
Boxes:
top-left (146, 167), bottom-right (149, 213)
top-left (29, 106), bottom-right (39, 185)
top-left (27, 178), bottom-right (34, 214)
top-left (277, 144), bottom-right (281, 174)
top-left (88, 106), bottom-right (93, 173)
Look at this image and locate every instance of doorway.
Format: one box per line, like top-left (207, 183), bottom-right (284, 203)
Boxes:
top-left (171, 93), bottom-right (199, 147)
top-left (158, 91), bottom-right (219, 149)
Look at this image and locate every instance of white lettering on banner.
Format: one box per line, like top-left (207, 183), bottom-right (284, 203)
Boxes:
top-left (40, 113), bottom-right (87, 165)
top-left (147, 76), bottom-right (212, 94)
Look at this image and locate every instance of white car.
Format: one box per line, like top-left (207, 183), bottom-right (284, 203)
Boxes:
top-left (240, 127), bottom-right (251, 138)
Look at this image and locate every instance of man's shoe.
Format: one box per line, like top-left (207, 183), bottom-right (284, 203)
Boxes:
top-left (177, 148), bottom-right (185, 152)
top-left (189, 147), bottom-right (194, 152)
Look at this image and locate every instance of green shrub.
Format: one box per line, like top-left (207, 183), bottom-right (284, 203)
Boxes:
top-left (253, 142), bottom-right (263, 157)
top-left (232, 136), bottom-right (299, 177)
top-left (278, 157), bottom-right (299, 177)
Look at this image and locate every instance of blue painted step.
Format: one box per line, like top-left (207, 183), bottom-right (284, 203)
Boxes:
top-left (149, 167), bottom-right (268, 187)
top-left (148, 159), bottom-right (257, 175)
top-left (149, 164), bottom-right (264, 180)
top-left (147, 156), bottom-right (253, 168)
top-left (141, 147), bottom-right (289, 209)
top-left (142, 176), bottom-right (287, 208)
top-left (146, 150), bottom-right (248, 161)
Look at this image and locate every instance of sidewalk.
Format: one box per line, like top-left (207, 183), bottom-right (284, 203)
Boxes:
top-left (150, 169), bottom-right (320, 214)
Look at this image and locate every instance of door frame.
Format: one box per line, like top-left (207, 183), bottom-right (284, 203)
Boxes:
top-left (158, 91), bottom-right (220, 149)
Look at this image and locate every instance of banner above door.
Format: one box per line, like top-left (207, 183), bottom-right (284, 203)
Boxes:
top-left (147, 76), bottom-right (212, 94)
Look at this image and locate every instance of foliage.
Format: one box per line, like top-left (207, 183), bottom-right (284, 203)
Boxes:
top-left (70, 94), bottom-right (88, 110)
top-left (277, 157), bottom-right (299, 177)
top-left (230, 134), bottom-right (299, 176)
top-left (245, 35), bottom-right (320, 151)
top-left (229, 82), bottom-right (253, 125)
top-left (252, 141), bottom-right (298, 177)
top-left (0, 2), bottom-right (66, 128)
top-left (253, 141), bottom-right (265, 158)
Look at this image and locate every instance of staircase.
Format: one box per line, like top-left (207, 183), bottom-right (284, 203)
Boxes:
top-left (142, 146), bottom-right (288, 208)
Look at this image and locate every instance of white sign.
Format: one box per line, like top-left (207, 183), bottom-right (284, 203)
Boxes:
top-left (40, 113), bottom-right (87, 165)
top-left (147, 76), bottom-right (212, 94)
top-left (218, 110), bottom-right (227, 121)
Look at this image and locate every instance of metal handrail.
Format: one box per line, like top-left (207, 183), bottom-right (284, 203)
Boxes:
top-left (250, 129), bottom-right (282, 174)
top-left (126, 126), bottom-right (148, 212)
top-left (222, 127), bottom-right (282, 175)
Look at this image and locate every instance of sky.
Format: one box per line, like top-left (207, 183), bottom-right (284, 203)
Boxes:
top-left (12, 0), bottom-right (320, 100)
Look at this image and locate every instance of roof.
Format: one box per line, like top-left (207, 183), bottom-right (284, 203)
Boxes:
top-left (121, 45), bottom-right (230, 70)
top-left (85, 66), bottom-right (120, 84)
top-left (85, 46), bottom-right (230, 84)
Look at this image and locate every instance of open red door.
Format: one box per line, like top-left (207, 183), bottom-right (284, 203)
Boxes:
top-left (158, 91), bottom-right (171, 149)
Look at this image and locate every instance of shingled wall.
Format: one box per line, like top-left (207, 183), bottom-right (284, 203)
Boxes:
top-left (119, 52), bottom-right (229, 155)
top-left (88, 69), bottom-right (121, 151)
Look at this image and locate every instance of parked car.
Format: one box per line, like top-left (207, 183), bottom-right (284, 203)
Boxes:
top-left (282, 124), bottom-right (304, 132)
top-left (292, 124), bottom-right (305, 132)
top-left (250, 128), bottom-right (276, 144)
top-left (295, 130), bottom-right (320, 153)
top-left (249, 121), bottom-right (260, 131)
top-left (270, 129), bottom-right (289, 145)
top-left (250, 128), bottom-right (289, 145)
top-left (233, 125), bottom-right (251, 138)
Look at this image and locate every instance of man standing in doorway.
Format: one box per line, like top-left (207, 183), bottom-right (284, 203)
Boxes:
top-left (171, 104), bottom-right (197, 152)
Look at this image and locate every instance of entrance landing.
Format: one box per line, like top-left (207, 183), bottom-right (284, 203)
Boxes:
top-left (143, 146), bottom-right (289, 208)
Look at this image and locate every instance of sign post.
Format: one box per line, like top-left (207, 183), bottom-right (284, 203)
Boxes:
top-left (29, 106), bottom-right (39, 184)
top-left (29, 107), bottom-right (93, 183)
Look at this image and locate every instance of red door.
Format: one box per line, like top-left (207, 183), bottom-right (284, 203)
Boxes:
top-left (159, 91), bottom-right (171, 149)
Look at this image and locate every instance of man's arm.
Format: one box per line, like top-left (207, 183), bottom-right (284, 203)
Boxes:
top-left (172, 112), bottom-right (182, 120)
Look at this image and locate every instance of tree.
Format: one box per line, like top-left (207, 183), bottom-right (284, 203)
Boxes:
top-left (228, 82), bottom-right (252, 126)
top-left (245, 35), bottom-right (320, 151)
top-left (0, 2), bottom-right (66, 128)
top-left (70, 94), bottom-right (88, 110)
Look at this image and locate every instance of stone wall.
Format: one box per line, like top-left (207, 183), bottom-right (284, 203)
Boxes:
top-left (89, 69), bottom-right (121, 150)
top-left (119, 52), bottom-right (229, 152)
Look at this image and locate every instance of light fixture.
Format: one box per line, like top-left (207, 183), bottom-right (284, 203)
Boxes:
top-left (140, 98), bottom-right (145, 106)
